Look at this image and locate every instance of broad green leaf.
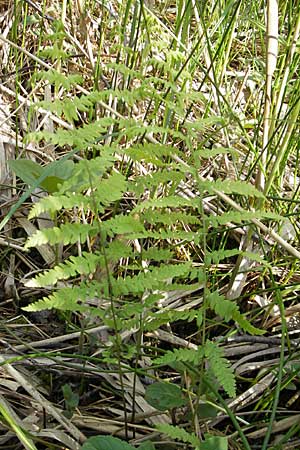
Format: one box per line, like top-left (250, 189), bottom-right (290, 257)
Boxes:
top-left (198, 435), bottom-right (228, 450)
top-left (8, 159), bottom-right (43, 187)
top-left (145, 382), bottom-right (186, 411)
top-left (9, 159), bottom-right (74, 193)
top-left (81, 436), bottom-right (135, 450)
top-left (197, 403), bottom-right (218, 419)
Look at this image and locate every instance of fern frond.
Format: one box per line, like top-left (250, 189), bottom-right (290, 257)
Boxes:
top-left (140, 248), bottom-right (174, 261)
top-left (22, 288), bottom-right (89, 313)
top-left (132, 170), bottom-right (183, 195)
top-left (208, 210), bottom-right (282, 227)
top-left (26, 118), bottom-right (114, 148)
top-left (23, 280), bottom-right (107, 313)
top-left (194, 147), bottom-right (238, 159)
top-left (125, 143), bottom-right (179, 163)
top-left (207, 290), bottom-right (239, 322)
top-left (58, 152), bottom-right (118, 194)
top-left (37, 95), bottom-right (93, 123)
top-left (35, 95), bottom-right (93, 123)
top-left (28, 192), bottom-right (107, 219)
top-left (28, 171), bottom-right (126, 218)
top-left (105, 62), bottom-right (143, 79)
top-left (133, 195), bottom-right (198, 212)
top-left (204, 340), bottom-right (236, 398)
top-left (207, 291), bottom-right (264, 335)
top-left (232, 311), bottom-right (265, 335)
top-left (206, 249), bottom-right (241, 264)
top-left (198, 179), bottom-right (265, 198)
top-left (24, 252), bottom-right (103, 287)
top-left (131, 230), bottom-right (201, 244)
top-left (145, 308), bottom-right (198, 331)
top-left (25, 223), bottom-right (98, 248)
top-left (186, 117), bottom-right (226, 134)
top-left (118, 119), bottom-right (188, 143)
top-left (111, 263), bottom-right (193, 296)
top-left (142, 210), bottom-right (200, 226)
top-left (156, 424), bottom-right (200, 448)
top-left (31, 69), bottom-right (82, 89)
top-left (154, 347), bottom-right (204, 366)
top-left (102, 215), bottom-right (145, 236)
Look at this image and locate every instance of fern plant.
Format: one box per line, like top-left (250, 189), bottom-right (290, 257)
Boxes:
top-left (19, 33), bottom-right (277, 446)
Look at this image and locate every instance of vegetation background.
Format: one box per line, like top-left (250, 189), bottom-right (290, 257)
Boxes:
top-left (0, 0), bottom-right (300, 449)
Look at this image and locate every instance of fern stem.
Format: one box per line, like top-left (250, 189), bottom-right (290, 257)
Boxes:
top-left (86, 167), bottom-right (129, 439)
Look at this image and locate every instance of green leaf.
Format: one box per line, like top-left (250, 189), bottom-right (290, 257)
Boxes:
top-left (9, 159), bottom-right (74, 193)
top-left (62, 384), bottom-right (79, 411)
top-left (197, 403), bottom-right (218, 419)
top-left (8, 159), bottom-right (43, 186)
top-left (198, 435), bottom-right (228, 450)
top-left (145, 382), bottom-right (186, 411)
top-left (81, 436), bottom-right (135, 450)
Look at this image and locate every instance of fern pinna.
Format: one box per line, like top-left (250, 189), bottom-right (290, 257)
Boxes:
top-left (20, 63), bottom-right (272, 443)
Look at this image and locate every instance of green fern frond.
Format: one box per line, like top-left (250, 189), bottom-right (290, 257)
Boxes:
top-left (25, 223), bottom-right (98, 248)
top-left (145, 308), bottom-right (198, 331)
top-left (208, 210), bottom-right (282, 227)
top-left (28, 171), bottom-right (126, 218)
top-left (204, 340), bottom-right (236, 398)
top-left (145, 75), bottom-right (189, 93)
top-left (118, 119), bottom-right (187, 143)
top-left (142, 210), bottom-right (201, 226)
top-left (23, 280), bottom-right (107, 313)
top-left (154, 347), bottom-right (204, 366)
top-left (125, 143), bottom-right (179, 163)
top-left (26, 118), bottom-right (114, 148)
top-left (206, 249), bottom-right (241, 264)
top-left (81, 85), bottom-right (149, 107)
top-left (25, 238), bottom-right (137, 288)
top-left (186, 117), bottom-right (226, 134)
top-left (31, 69), bottom-right (82, 89)
top-left (207, 290), bottom-right (239, 322)
top-left (58, 153), bottom-right (120, 193)
top-left (232, 311), bottom-right (265, 335)
top-left (111, 263), bottom-right (193, 296)
top-left (131, 230), bottom-right (201, 244)
top-left (156, 424), bottom-right (200, 448)
top-left (132, 170), bottom-right (183, 194)
top-left (102, 215), bottom-right (145, 236)
top-left (139, 248), bottom-right (174, 261)
top-left (194, 147), bottom-right (238, 159)
top-left (133, 195), bottom-right (198, 212)
top-left (207, 291), bottom-right (264, 335)
top-left (242, 251), bottom-right (272, 268)
top-left (24, 252), bottom-right (103, 287)
top-left (22, 288), bottom-right (90, 313)
top-left (37, 96), bottom-right (93, 123)
top-left (27, 191), bottom-right (107, 218)
top-left (198, 180), bottom-right (265, 198)
top-left (105, 62), bottom-right (143, 79)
